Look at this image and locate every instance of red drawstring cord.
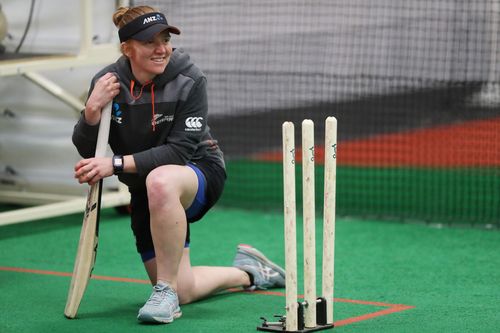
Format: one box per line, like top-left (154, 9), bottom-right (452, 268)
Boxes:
top-left (151, 83), bottom-right (156, 131)
top-left (130, 80), bottom-right (156, 131)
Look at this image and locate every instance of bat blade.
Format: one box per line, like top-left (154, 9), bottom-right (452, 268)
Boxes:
top-left (64, 102), bottom-right (112, 319)
top-left (64, 180), bottom-right (102, 318)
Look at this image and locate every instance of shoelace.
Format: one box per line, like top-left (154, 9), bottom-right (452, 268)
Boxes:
top-left (147, 285), bottom-right (175, 306)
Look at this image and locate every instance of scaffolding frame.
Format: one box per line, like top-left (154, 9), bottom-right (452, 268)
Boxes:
top-left (0, 0), bottom-right (130, 226)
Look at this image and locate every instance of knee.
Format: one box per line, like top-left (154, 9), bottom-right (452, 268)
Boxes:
top-left (145, 168), bottom-right (179, 210)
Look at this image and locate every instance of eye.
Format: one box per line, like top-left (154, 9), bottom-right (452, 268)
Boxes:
top-left (163, 36), bottom-right (171, 43)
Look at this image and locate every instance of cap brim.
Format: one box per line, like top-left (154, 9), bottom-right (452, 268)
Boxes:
top-left (131, 24), bottom-right (181, 41)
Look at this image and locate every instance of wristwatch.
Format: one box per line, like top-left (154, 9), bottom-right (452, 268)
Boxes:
top-left (112, 155), bottom-right (124, 175)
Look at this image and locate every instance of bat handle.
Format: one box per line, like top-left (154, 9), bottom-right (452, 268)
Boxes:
top-left (95, 102), bottom-right (112, 158)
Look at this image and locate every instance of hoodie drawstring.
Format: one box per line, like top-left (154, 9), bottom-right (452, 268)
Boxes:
top-left (150, 83), bottom-right (156, 131)
top-left (130, 79), bottom-right (156, 131)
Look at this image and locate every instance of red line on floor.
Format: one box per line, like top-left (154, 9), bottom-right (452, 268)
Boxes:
top-left (0, 266), bottom-right (150, 284)
top-left (0, 266), bottom-right (73, 277)
top-left (1, 266), bottom-right (414, 327)
top-left (228, 288), bottom-right (415, 327)
top-left (334, 304), bottom-right (415, 327)
top-left (90, 274), bottom-right (150, 284)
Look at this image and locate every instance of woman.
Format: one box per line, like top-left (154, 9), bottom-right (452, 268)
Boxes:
top-left (72, 5), bottom-right (285, 324)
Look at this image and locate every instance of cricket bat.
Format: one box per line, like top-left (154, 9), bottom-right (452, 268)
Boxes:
top-left (64, 102), bottom-right (112, 319)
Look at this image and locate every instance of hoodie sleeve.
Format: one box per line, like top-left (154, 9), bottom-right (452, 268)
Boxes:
top-left (132, 76), bottom-right (208, 176)
top-left (72, 113), bottom-right (101, 158)
top-left (71, 78), bottom-right (100, 158)
top-left (72, 65), bottom-right (118, 158)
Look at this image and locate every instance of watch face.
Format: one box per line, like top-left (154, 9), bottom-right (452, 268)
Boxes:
top-left (113, 156), bottom-right (124, 175)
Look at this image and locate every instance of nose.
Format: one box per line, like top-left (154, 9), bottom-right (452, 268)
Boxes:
top-left (154, 42), bottom-right (167, 53)
top-left (152, 40), bottom-right (169, 53)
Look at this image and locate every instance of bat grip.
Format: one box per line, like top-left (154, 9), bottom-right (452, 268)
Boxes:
top-left (94, 102), bottom-right (112, 158)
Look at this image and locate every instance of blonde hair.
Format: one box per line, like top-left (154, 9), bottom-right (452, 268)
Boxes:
top-left (112, 6), bottom-right (157, 29)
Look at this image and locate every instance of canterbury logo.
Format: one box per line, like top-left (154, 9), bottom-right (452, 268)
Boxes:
top-left (185, 117), bottom-right (203, 131)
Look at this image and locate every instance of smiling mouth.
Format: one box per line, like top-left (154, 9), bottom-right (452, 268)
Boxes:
top-left (151, 57), bottom-right (166, 63)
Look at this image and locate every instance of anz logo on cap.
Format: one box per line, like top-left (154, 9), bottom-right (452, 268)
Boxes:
top-left (143, 13), bottom-right (164, 25)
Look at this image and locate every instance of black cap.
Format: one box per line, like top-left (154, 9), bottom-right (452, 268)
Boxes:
top-left (118, 12), bottom-right (180, 43)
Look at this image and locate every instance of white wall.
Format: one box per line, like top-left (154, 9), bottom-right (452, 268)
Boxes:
top-left (2, 0), bottom-right (117, 53)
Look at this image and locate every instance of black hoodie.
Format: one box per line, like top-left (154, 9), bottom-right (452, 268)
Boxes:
top-left (72, 48), bottom-right (225, 189)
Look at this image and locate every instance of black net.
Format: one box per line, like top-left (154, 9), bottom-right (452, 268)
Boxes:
top-left (135, 0), bottom-right (500, 226)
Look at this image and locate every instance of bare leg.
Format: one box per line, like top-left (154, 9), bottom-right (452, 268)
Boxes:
top-left (143, 164), bottom-right (255, 304)
top-left (145, 165), bottom-right (198, 291)
top-left (143, 248), bottom-right (252, 304)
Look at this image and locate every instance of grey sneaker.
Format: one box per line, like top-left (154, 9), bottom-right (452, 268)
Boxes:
top-left (137, 282), bottom-right (182, 324)
top-left (233, 244), bottom-right (286, 291)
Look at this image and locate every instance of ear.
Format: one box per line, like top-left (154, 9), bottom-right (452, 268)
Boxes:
top-left (121, 42), bottom-right (132, 57)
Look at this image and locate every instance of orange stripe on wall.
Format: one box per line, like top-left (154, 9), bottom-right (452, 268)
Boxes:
top-left (254, 118), bottom-right (500, 167)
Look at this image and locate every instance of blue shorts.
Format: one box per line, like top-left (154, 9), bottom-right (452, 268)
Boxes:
top-left (185, 163), bottom-right (207, 221)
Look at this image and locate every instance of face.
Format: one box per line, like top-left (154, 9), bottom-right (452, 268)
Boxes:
top-left (123, 31), bottom-right (173, 83)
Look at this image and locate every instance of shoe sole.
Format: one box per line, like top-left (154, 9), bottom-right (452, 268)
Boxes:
top-left (237, 245), bottom-right (286, 280)
top-left (138, 309), bottom-right (182, 324)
